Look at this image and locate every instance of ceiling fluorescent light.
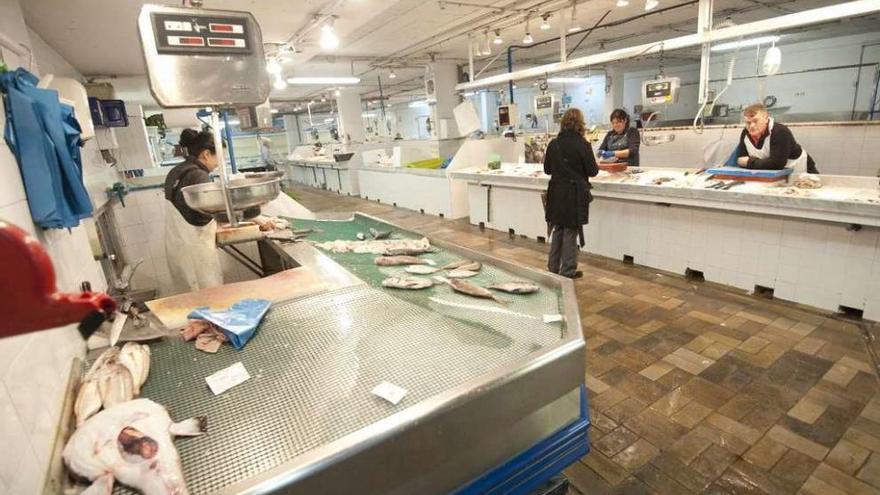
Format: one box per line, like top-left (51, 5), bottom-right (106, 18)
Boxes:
top-left (616, 0), bottom-right (629, 6)
top-left (270, 108), bottom-right (279, 114)
top-left (266, 58), bottom-right (282, 75)
top-left (644, 0), bottom-right (658, 10)
top-left (409, 100), bottom-right (429, 108)
top-left (273, 77), bottom-right (287, 90)
top-left (286, 77), bottom-right (361, 85)
top-left (320, 22), bottom-right (340, 50)
top-left (711, 35), bottom-right (780, 52)
top-left (548, 77), bottom-right (588, 83)
top-left (540, 14), bottom-right (551, 30)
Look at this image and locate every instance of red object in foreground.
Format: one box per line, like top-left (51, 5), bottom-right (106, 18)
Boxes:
top-left (0, 221), bottom-right (116, 339)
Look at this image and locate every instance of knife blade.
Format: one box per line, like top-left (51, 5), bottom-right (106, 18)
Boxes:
top-left (109, 312), bottom-right (128, 346)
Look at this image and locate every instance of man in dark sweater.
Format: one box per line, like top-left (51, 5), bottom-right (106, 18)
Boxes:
top-left (736, 103), bottom-right (818, 174)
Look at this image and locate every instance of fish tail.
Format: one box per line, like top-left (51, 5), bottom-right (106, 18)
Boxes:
top-left (170, 416), bottom-right (208, 437)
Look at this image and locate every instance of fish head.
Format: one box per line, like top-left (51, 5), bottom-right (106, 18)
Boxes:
top-left (115, 425), bottom-right (189, 495)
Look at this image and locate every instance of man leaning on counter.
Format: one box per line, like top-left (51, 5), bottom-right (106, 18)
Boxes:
top-left (736, 103), bottom-right (819, 174)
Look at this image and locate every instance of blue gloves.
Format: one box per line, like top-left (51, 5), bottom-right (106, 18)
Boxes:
top-left (599, 150), bottom-right (616, 159)
top-left (188, 299), bottom-right (271, 350)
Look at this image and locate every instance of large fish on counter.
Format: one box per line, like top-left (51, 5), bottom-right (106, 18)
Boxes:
top-left (64, 398), bottom-right (206, 495)
top-left (436, 277), bottom-right (506, 305)
top-left (75, 343), bottom-right (151, 427)
top-left (374, 255), bottom-right (435, 266)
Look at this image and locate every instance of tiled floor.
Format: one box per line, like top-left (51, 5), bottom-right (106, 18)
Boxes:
top-left (288, 185), bottom-right (880, 495)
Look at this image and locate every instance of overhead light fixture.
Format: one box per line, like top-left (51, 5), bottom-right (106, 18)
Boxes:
top-left (711, 35), bottom-right (780, 52)
top-left (320, 20), bottom-right (340, 50)
top-left (569, 1), bottom-right (582, 32)
top-left (362, 112), bottom-right (376, 118)
top-left (409, 100), bottom-right (429, 108)
top-left (273, 77), bottom-right (287, 90)
top-left (548, 77), bottom-right (588, 83)
top-left (266, 57), bottom-right (282, 75)
top-left (616, 0), bottom-right (629, 6)
top-left (644, 0), bottom-right (658, 11)
top-left (321, 95), bottom-right (327, 102)
top-left (523, 17), bottom-right (533, 44)
top-left (389, 69), bottom-right (397, 79)
top-left (483, 31), bottom-right (492, 55)
top-left (463, 91), bottom-right (475, 97)
top-left (334, 89), bottom-right (341, 96)
top-left (286, 76), bottom-right (361, 85)
top-left (540, 14), bottom-right (551, 30)
top-left (762, 43), bottom-right (782, 75)
top-left (270, 108), bottom-right (279, 114)
top-left (493, 29), bottom-right (503, 45)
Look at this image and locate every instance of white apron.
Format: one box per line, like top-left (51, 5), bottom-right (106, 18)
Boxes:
top-left (743, 118), bottom-right (809, 174)
top-left (164, 200), bottom-right (223, 293)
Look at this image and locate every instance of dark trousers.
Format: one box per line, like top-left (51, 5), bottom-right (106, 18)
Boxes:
top-left (548, 226), bottom-right (580, 277)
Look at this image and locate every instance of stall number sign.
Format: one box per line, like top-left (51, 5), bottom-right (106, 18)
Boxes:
top-left (152, 13), bottom-right (251, 55)
top-left (535, 94), bottom-right (553, 111)
top-left (645, 81), bottom-right (673, 104)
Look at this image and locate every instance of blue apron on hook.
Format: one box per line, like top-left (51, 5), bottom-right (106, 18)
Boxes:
top-left (0, 68), bottom-right (92, 228)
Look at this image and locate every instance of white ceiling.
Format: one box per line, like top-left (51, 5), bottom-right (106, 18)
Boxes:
top-left (21, 0), bottom-right (880, 112)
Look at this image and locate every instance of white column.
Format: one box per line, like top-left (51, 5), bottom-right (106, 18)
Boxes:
top-left (430, 61), bottom-right (460, 139)
top-left (335, 89), bottom-right (365, 143)
top-left (283, 114), bottom-right (301, 153)
top-left (603, 68), bottom-right (624, 119)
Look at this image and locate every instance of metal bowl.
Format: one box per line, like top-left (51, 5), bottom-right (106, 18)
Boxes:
top-left (244, 170), bottom-right (285, 180)
top-left (181, 177), bottom-right (282, 215)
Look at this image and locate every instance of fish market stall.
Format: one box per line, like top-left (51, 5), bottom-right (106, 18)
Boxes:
top-left (282, 155), bottom-right (361, 196)
top-left (451, 164), bottom-right (880, 320)
top-left (52, 213), bottom-right (589, 494)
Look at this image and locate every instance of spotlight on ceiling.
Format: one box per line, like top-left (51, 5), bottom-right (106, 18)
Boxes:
top-left (568, 2), bottom-right (582, 32)
top-left (493, 29), bottom-right (503, 45)
top-left (644, 0), bottom-right (659, 11)
top-left (389, 69), bottom-right (397, 79)
top-left (320, 20), bottom-right (340, 50)
top-left (616, 0), bottom-right (629, 6)
top-left (539, 14), bottom-right (551, 30)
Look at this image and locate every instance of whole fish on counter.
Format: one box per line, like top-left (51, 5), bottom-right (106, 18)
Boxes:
top-left (381, 277), bottom-right (434, 290)
top-left (383, 246), bottom-right (436, 256)
top-left (315, 237), bottom-right (431, 254)
top-left (436, 277), bottom-right (506, 305)
top-left (405, 265), bottom-right (441, 275)
top-left (74, 343), bottom-right (151, 427)
top-left (445, 269), bottom-right (479, 279)
top-left (370, 227), bottom-right (392, 239)
top-left (64, 398), bottom-right (206, 495)
top-left (487, 282), bottom-right (540, 294)
top-left (441, 260), bottom-right (482, 271)
top-left (375, 255), bottom-right (435, 266)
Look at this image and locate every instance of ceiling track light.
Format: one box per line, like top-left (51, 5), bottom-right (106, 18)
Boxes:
top-left (616, 0), bottom-right (629, 6)
top-left (644, 0), bottom-right (658, 11)
top-left (389, 69), bottom-right (397, 79)
top-left (493, 29), bottom-right (503, 45)
top-left (320, 18), bottom-right (340, 51)
top-left (523, 16), bottom-right (533, 44)
top-left (568, 1), bottom-right (582, 32)
top-left (483, 30), bottom-right (492, 55)
top-left (539, 14), bottom-right (551, 30)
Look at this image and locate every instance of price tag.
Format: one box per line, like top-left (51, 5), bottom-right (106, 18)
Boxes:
top-left (206, 362), bottom-right (250, 395)
top-left (372, 381), bottom-right (407, 405)
top-left (543, 314), bottom-right (564, 324)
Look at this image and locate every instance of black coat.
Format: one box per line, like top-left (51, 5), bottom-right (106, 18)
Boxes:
top-left (543, 130), bottom-right (599, 227)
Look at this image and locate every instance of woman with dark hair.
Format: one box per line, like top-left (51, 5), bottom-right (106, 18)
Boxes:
top-left (543, 108), bottom-right (599, 279)
top-left (597, 108), bottom-right (641, 167)
top-left (163, 128), bottom-right (223, 292)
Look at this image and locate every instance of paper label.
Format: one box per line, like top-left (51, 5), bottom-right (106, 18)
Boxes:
top-left (372, 381), bottom-right (407, 405)
top-left (206, 362), bottom-right (250, 395)
top-left (543, 314), bottom-right (564, 323)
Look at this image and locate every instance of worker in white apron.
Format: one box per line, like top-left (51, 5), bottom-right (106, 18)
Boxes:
top-left (736, 103), bottom-right (818, 174)
top-left (163, 129), bottom-right (223, 293)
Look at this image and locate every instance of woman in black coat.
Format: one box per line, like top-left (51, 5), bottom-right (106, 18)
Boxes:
top-left (543, 108), bottom-right (599, 279)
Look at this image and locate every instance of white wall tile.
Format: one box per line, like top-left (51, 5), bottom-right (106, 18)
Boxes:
top-left (0, 143), bottom-right (27, 208)
top-left (0, 383), bottom-right (34, 488)
top-left (0, 200), bottom-right (36, 237)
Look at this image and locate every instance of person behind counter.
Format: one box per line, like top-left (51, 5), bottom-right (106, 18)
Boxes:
top-left (736, 103), bottom-right (819, 174)
top-left (597, 109), bottom-right (641, 167)
top-left (543, 108), bottom-right (599, 279)
top-left (163, 128), bottom-right (224, 293)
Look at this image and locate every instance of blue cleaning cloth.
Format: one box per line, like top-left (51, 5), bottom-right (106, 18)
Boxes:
top-left (187, 299), bottom-right (271, 350)
top-left (1, 68), bottom-right (92, 228)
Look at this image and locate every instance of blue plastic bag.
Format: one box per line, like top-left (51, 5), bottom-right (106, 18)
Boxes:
top-left (187, 299), bottom-right (271, 350)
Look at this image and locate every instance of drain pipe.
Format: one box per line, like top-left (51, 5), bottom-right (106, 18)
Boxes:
top-left (507, 48), bottom-right (515, 103)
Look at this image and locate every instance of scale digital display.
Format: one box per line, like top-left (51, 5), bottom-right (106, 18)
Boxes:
top-left (535, 94), bottom-right (553, 111)
top-left (646, 81), bottom-right (672, 98)
top-left (642, 77), bottom-right (680, 106)
top-left (152, 13), bottom-right (252, 55)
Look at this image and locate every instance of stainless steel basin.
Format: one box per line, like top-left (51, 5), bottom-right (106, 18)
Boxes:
top-left (181, 177), bottom-right (282, 215)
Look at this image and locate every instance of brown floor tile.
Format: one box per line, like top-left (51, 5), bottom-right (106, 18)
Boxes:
top-left (582, 450), bottom-right (631, 486)
top-left (609, 476), bottom-right (652, 495)
top-left (857, 452), bottom-right (880, 489)
top-left (689, 444), bottom-right (739, 480)
top-left (715, 459), bottom-right (790, 494)
top-left (650, 452), bottom-right (712, 493)
top-left (649, 388), bottom-right (691, 417)
top-left (605, 396), bottom-right (649, 424)
top-left (744, 435), bottom-right (789, 470)
top-left (594, 427), bottom-right (640, 458)
top-left (700, 355), bottom-right (763, 392)
top-left (632, 462), bottom-right (692, 495)
top-left (624, 407), bottom-right (690, 450)
top-left (669, 429), bottom-right (714, 465)
top-left (799, 475), bottom-right (849, 495)
top-left (565, 461), bottom-right (613, 495)
top-left (591, 409), bottom-right (620, 433)
top-left (767, 425), bottom-right (830, 461)
top-left (811, 462), bottom-right (877, 493)
top-left (671, 401), bottom-right (713, 429)
top-left (771, 449), bottom-right (820, 493)
top-left (707, 413), bottom-right (763, 445)
top-left (613, 438), bottom-right (660, 471)
top-left (826, 438), bottom-right (871, 475)
top-left (681, 377), bottom-right (736, 410)
top-left (639, 361), bottom-right (675, 381)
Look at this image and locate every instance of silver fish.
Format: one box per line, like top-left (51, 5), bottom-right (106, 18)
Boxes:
top-left (370, 228), bottom-right (392, 240)
top-left (446, 269), bottom-right (478, 279)
top-left (488, 282), bottom-right (540, 294)
top-left (64, 398), bottom-right (205, 495)
top-left (356, 232), bottom-right (366, 241)
top-left (441, 259), bottom-right (481, 271)
top-left (75, 344), bottom-right (152, 426)
top-left (375, 255), bottom-right (434, 266)
top-left (405, 265), bottom-right (441, 275)
top-left (438, 277), bottom-right (506, 305)
top-left (381, 277), bottom-right (434, 290)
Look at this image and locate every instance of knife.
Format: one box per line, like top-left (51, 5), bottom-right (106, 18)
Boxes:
top-left (109, 312), bottom-right (128, 346)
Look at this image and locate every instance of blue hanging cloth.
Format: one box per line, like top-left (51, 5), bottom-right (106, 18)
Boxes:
top-left (0, 68), bottom-right (92, 228)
